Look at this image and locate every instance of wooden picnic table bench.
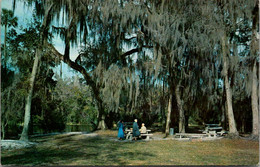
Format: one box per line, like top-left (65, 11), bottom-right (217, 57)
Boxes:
top-left (205, 124), bottom-right (220, 126)
top-left (208, 130), bottom-right (217, 137)
top-left (125, 129), bottom-right (153, 140)
top-left (140, 132), bottom-right (153, 140)
top-left (175, 133), bottom-right (209, 139)
top-left (205, 130), bottom-right (227, 137)
top-left (203, 124), bottom-right (223, 135)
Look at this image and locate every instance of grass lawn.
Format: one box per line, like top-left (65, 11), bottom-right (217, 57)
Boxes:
top-left (1, 130), bottom-right (259, 166)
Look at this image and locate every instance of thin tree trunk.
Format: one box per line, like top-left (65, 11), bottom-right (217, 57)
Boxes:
top-left (175, 84), bottom-right (185, 133)
top-left (221, 105), bottom-right (226, 130)
top-left (251, 60), bottom-right (259, 136)
top-left (60, 62), bottom-right (62, 78)
top-left (3, 88), bottom-right (12, 140)
top-left (221, 85), bottom-right (227, 131)
top-left (2, 121), bottom-right (5, 139)
top-left (241, 119), bottom-right (245, 133)
top-left (221, 34), bottom-right (238, 135)
top-left (20, 50), bottom-right (40, 141)
top-left (162, 78), bottom-right (166, 123)
top-left (250, 0), bottom-right (259, 136)
top-left (165, 93), bottom-right (172, 135)
top-left (165, 53), bottom-right (173, 136)
top-left (160, 77), bottom-right (165, 125)
top-left (4, 24), bottom-right (7, 68)
top-left (225, 100), bottom-right (229, 131)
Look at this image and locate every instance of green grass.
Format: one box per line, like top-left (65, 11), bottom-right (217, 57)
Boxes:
top-left (1, 130), bottom-right (259, 166)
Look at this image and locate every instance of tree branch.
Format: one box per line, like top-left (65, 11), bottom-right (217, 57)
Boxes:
top-left (121, 48), bottom-right (140, 58)
top-left (120, 45), bottom-right (153, 58)
top-left (124, 36), bottom-right (137, 41)
top-left (52, 26), bottom-right (66, 32)
top-left (47, 43), bottom-right (103, 105)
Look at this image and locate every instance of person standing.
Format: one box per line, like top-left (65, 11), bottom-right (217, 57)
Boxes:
top-left (132, 119), bottom-right (140, 140)
top-left (117, 120), bottom-right (125, 140)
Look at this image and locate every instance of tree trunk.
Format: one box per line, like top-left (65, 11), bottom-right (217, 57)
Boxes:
top-left (165, 93), bottom-right (172, 135)
top-left (20, 50), bottom-right (40, 141)
top-left (2, 88), bottom-right (12, 140)
top-left (160, 78), bottom-right (166, 126)
top-left (4, 24), bottom-right (7, 68)
top-left (175, 84), bottom-right (185, 133)
top-left (185, 115), bottom-right (189, 130)
top-left (221, 105), bottom-right (226, 130)
top-left (60, 62), bottom-right (62, 78)
top-left (251, 60), bottom-right (259, 136)
top-left (221, 88), bottom-right (227, 131)
top-left (1, 121), bottom-right (5, 139)
top-left (250, 0), bottom-right (259, 136)
top-left (97, 115), bottom-right (107, 130)
top-left (221, 34), bottom-right (238, 135)
top-left (97, 102), bottom-right (107, 130)
top-left (241, 119), bottom-right (245, 133)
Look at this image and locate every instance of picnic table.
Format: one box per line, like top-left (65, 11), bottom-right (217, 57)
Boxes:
top-left (203, 124), bottom-right (225, 137)
top-left (175, 133), bottom-right (209, 139)
top-left (125, 129), bottom-right (153, 140)
top-left (205, 124), bottom-right (222, 131)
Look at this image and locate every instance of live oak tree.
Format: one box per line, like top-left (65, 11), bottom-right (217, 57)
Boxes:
top-left (249, 0), bottom-right (259, 137)
top-left (8, 0), bottom-right (258, 137)
top-left (27, 0), bottom-right (153, 130)
top-left (213, 0), bottom-right (257, 136)
top-left (106, 0), bottom-right (258, 136)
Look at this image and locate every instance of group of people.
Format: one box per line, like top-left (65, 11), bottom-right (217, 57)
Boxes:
top-left (117, 119), bottom-right (147, 140)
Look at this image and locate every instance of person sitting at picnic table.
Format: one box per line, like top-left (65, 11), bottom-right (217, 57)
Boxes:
top-left (139, 123), bottom-right (147, 139)
top-left (117, 120), bottom-right (125, 140)
top-left (132, 119), bottom-right (140, 140)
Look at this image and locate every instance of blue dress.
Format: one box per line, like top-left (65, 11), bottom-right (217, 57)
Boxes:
top-left (117, 122), bottom-right (125, 139)
top-left (133, 122), bottom-right (140, 137)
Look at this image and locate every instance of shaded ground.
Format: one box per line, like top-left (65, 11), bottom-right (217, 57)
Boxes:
top-left (1, 130), bottom-right (259, 166)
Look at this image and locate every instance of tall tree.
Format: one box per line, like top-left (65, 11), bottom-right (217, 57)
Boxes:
top-left (20, 49), bottom-right (40, 141)
top-left (20, 2), bottom-right (53, 140)
top-left (221, 33), bottom-right (238, 135)
top-left (250, 0), bottom-right (259, 136)
top-left (217, 0), bottom-right (256, 135)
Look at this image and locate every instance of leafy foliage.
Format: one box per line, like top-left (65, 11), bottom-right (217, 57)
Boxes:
top-left (2, 0), bottom-right (258, 137)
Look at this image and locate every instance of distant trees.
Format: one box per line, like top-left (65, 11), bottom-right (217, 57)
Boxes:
top-left (1, 8), bottom-right (17, 68)
top-left (1, 9), bottom-right (19, 139)
top-left (1, 11), bottom-right (58, 140)
top-left (54, 76), bottom-right (98, 126)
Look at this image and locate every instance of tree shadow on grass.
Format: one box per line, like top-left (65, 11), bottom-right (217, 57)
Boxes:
top-left (2, 135), bottom-right (156, 166)
top-left (2, 145), bottom-right (99, 166)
